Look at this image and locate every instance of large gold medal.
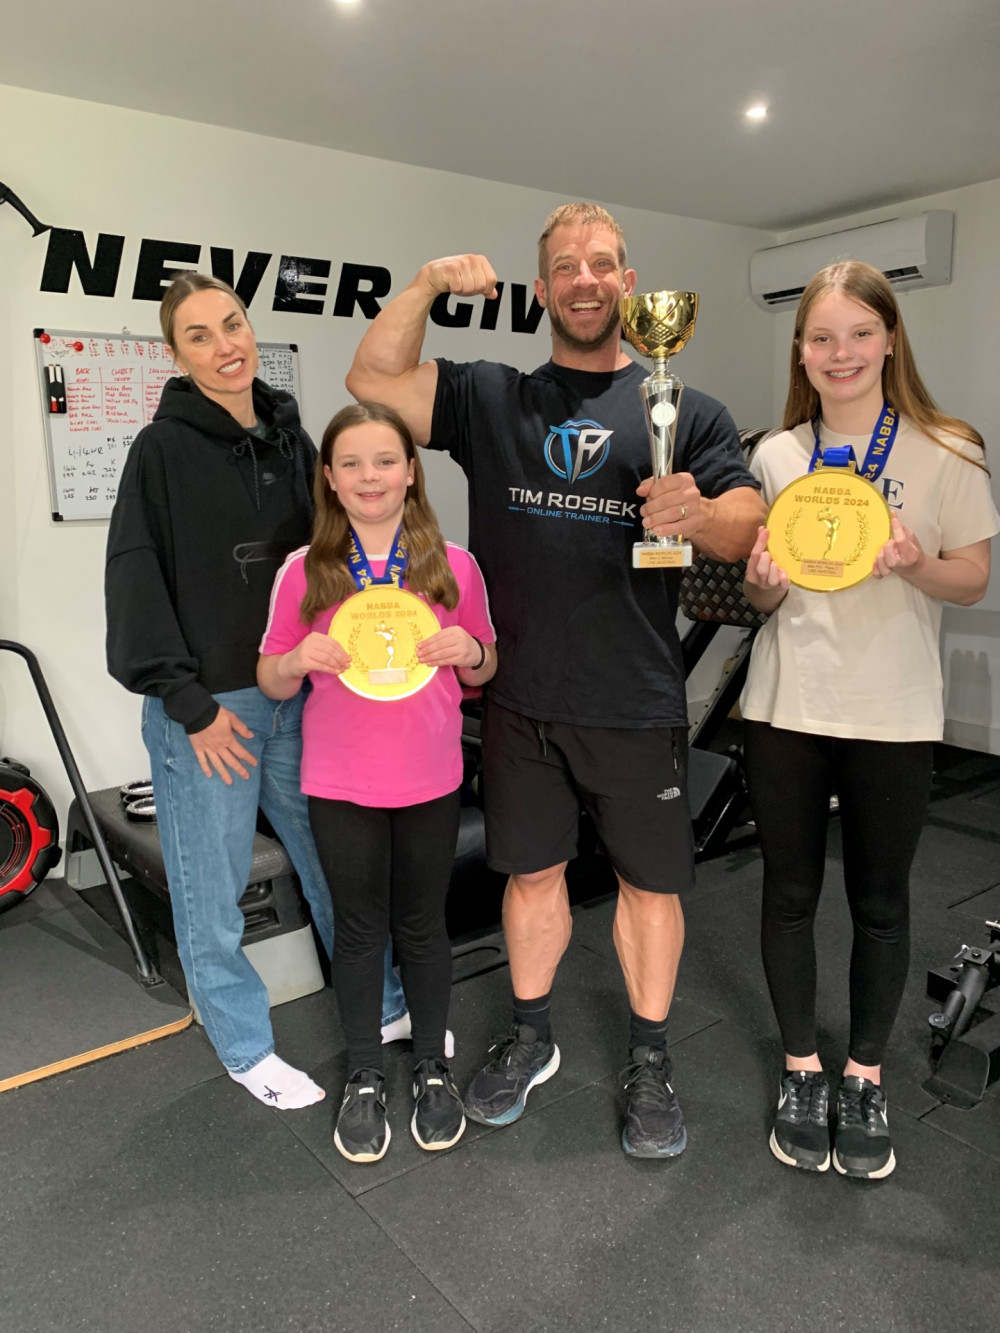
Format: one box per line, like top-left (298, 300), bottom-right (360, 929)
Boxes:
top-left (766, 468), bottom-right (892, 592)
top-left (329, 585), bottom-right (441, 701)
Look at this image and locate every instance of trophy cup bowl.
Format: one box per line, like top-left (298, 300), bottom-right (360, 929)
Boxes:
top-left (619, 291), bottom-right (698, 361)
top-left (619, 291), bottom-right (699, 570)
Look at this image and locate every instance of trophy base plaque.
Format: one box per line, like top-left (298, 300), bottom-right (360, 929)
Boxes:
top-left (633, 540), bottom-right (692, 569)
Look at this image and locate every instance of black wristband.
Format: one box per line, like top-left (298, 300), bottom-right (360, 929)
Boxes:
top-left (469, 636), bottom-right (487, 671)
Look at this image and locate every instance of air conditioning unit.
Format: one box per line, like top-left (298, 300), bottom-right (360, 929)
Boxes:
top-left (749, 211), bottom-right (954, 311)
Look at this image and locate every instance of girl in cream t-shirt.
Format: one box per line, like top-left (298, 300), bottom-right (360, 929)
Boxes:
top-left (741, 261), bottom-right (998, 1182)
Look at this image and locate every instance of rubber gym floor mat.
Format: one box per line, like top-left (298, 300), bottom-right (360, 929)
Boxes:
top-left (0, 882), bottom-right (191, 1092)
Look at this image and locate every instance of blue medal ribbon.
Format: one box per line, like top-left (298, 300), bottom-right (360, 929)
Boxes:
top-left (809, 401), bottom-right (899, 479)
top-left (346, 524), bottom-right (408, 591)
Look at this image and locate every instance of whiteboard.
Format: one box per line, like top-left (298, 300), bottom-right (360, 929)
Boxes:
top-left (34, 329), bottom-right (301, 521)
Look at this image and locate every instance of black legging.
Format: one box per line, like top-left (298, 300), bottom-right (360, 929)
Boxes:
top-left (743, 722), bottom-right (933, 1067)
top-left (308, 790), bottom-right (460, 1071)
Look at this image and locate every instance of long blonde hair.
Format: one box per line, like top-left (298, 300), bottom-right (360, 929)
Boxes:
top-left (300, 402), bottom-right (459, 623)
top-left (784, 261), bottom-right (987, 472)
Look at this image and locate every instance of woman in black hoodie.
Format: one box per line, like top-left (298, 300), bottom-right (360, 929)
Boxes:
top-left (105, 274), bottom-right (407, 1106)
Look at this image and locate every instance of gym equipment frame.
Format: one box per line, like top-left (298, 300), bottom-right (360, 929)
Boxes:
top-left (0, 640), bottom-right (161, 987)
top-left (924, 918), bottom-right (1000, 1108)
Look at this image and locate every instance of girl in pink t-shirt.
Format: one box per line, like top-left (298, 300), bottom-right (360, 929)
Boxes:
top-left (258, 402), bottom-right (496, 1164)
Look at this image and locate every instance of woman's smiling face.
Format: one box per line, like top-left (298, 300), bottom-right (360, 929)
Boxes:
top-left (169, 287), bottom-right (259, 411)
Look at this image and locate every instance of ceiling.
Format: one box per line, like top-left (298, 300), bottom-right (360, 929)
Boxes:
top-left (3, 0), bottom-right (1000, 232)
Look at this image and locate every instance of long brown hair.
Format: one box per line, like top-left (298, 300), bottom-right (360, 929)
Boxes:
top-left (300, 402), bottom-right (459, 623)
top-left (783, 261), bottom-right (987, 472)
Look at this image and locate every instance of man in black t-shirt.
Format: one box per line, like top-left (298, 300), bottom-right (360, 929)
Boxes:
top-left (347, 203), bottom-right (764, 1158)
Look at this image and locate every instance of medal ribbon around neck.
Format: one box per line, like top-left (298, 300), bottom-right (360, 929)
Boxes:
top-left (809, 401), bottom-right (899, 479)
top-left (346, 523), bottom-right (408, 590)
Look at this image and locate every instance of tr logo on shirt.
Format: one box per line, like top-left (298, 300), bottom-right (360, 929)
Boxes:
top-left (544, 419), bottom-right (613, 485)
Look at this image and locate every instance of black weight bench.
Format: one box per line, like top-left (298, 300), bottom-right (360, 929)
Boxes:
top-left (64, 787), bottom-right (324, 1014)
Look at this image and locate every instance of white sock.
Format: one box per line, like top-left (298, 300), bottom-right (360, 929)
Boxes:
top-left (229, 1053), bottom-right (325, 1109)
top-left (380, 1012), bottom-right (455, 1059)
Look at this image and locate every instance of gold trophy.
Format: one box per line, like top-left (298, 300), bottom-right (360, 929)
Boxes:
top-left (619, 290), bottom-right (699, 569)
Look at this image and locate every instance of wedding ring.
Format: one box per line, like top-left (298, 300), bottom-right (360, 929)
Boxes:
top-left (679, 504), bottom-right (687, 520)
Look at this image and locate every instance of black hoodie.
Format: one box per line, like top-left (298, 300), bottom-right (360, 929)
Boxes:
top-left (105, 376), bottom-right (316, 733)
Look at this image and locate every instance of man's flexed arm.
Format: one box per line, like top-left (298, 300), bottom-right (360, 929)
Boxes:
top-left (346, 255), bottom-right (499, 445)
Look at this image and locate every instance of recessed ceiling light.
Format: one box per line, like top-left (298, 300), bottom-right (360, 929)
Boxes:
top-left (744, 104), bottom-right (768, 121)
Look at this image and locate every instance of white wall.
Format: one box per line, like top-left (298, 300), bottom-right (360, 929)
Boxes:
top-left (0, 83), bottom-right (776, 827)
top-left (768, 179), bottom-right (1000, 752)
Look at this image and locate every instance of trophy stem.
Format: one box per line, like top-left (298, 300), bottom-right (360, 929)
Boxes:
top-left (641, 358), bottom-right (680, 483)
top-left (635, 360), bottom-right (690, 565)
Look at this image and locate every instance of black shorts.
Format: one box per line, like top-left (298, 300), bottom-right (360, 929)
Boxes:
top-left (481, 701), bottom-right (695, 896)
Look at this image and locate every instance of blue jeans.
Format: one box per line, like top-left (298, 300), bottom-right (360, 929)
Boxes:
top-left (142, 687), bottom-right (406, 1072)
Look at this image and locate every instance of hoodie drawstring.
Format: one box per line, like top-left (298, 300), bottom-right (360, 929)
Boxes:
top-left (232, 436), bottom-right (261, 511)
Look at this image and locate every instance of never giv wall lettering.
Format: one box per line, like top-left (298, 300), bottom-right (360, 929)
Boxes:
top-left (39, 230), bottom-right (545, 334)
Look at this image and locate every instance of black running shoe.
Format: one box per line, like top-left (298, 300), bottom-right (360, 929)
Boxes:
top-left (620, 1046), bottom-right (687, 1158)
top-left (833, 1076), bottom-right (895, 1179)
top-left (333, 1068), bottom-right (390, 1163)
top-left (464, 1024), bottom-right (560, 1126)
top-left (769, 1070), bottom-right (831, 1172)
top-left (411, 1058), bottom-right (466, 1151)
